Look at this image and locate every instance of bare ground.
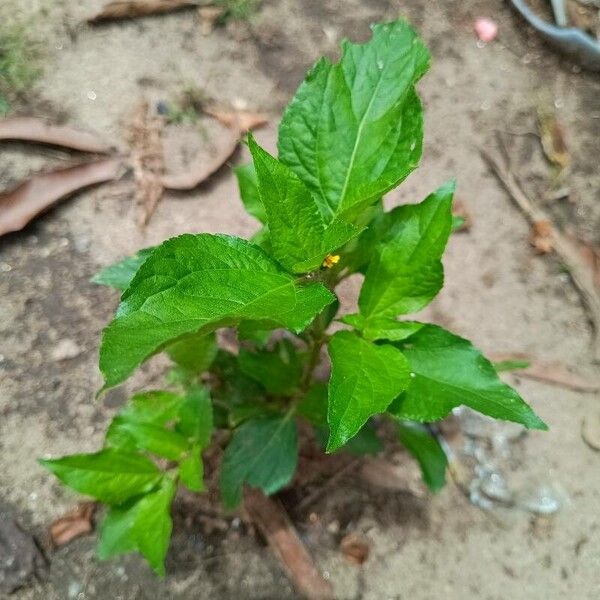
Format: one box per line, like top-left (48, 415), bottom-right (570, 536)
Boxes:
top-left (1, 0), bottom-right (600, 598)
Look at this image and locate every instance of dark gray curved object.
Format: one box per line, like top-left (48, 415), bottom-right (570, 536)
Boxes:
top-left (510, 0), bottom-right (600, 71)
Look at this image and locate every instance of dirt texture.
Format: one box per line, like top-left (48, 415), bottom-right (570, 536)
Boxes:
top-left (1, 0), bottom-right (599, 599)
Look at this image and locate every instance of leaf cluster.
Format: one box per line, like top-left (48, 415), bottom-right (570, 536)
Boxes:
top-left (42, 20), bottom-right (546, 574)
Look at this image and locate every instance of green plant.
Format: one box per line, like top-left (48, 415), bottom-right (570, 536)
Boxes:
top-left (0, 20), bottom-right (40, 115)
top-left (41, 20), bottom-right (546, 575)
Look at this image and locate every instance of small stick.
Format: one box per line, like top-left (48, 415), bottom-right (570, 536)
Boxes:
top-left (481, 140), bottom-right (600, 362)
top-left (244, 488), bottom-right (334, 600)
top-left (296, 459), bottom-right (359, 512)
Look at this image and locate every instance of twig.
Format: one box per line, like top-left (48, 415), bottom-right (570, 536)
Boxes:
top-left (296, 459), bottom-right (359, 512)
top-left (243, 488), bottom-right (334, 600)
top-left (481, 141), bottom-right (600, 362)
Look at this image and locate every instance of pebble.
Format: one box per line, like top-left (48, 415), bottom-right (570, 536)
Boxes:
top-left (51, 339), bottom-right (82, 361)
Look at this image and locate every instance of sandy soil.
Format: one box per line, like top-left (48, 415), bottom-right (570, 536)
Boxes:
top-left (1, 0), bottom-right (599, 598)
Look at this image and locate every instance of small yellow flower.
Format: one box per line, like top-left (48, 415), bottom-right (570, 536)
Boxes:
top-left (322, 254), bottom-right (340, 268)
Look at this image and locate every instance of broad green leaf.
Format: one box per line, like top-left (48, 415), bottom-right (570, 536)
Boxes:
top-left (397, 421), bottom-right (447, 492)
top-left (178, 445), bottom-right (204, 492)
top-left (105, 390), bottom-right (185, 451)
top-left (235, 162), bottom-right (266, 223)
top-left (238, 339), bottom-right (303, 395)
top-left (389, 325), bottom-right (547, 430)
top-left (177, 387), bottom-right (213, 446)
top-left (300, 384), bottom-right (384, 455)
top-left (92, 248), bottom-right (154, 291)
top-left (248, 135), bottom-right (360, 273)
top-left (340, 313), bottom-right (424, 342)
top-left (297, 383), bottom-right (328, 427)
top-left (358, 181), bottom-right (454, 321)
top-left (113, 391), bottom-right (184, 426)
top-left (98, 478), bottom-right (176, 576)
top-left (97, 502), bottom-right (138, 560)
top-left (166, 332), bottom-right (217, 375)
top-left (220, 416), bottom-right (298, 509)
top-left (130, 477), bottom-right (176, 576)
top-left (107, 418), bottom-right (189, 460)
top-left (237, 321), bottom-right (273, 346)
top-left (326, 330), bottom-right (411, 452)
top-left (40, 449), bottom-right (162, 504)
top-left (99, 234), bottom-right (335, 388)
top-left (342, 421), bottom-right (383, 455)
top-left (278, 20), bottom-right (429, 222)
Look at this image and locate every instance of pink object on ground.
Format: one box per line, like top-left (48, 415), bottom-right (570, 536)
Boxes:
top-left (474, 17), bottom-right (498, 42)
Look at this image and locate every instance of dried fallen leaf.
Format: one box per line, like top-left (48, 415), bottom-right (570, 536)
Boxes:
top-left (538, 108), bottom-right (570, 171)
top-left (340, 533), bottom-right (370, 565)
top-left (49, 503), bottom-right (96, 548)
top-left (198, 6), bottom-right (224, 35)
top-left (88, 0), bottom-right (204, 23)
top-left (530, 219), bottom-right (553, 254)
top-left (128, 101), bottom-right (164, 226)
top-left (0, 118), bottom-right (111, 153)
top-left (581, 414), bottom-right (600, 451)
top-left (203, 105), bottom-right (269, 132)
top-left (161, 128), bottom-right (240, 190)
top-left (0, 158), bottom-right (121, 237)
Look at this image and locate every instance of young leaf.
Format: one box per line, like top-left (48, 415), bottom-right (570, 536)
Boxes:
top-left (107, 418), bottom-right (189, 460)
top-left (92, 247), bottom-right (154, 291)
top-left (493, 359), bottom-right (531, 373)
top-left (358, 181), bottom-right (454, 322)
top-left (234, 163), bottom-right (266, 224)
top-left (177, 386), bottom-right (213, 446)
top-left (112, 390), bottom-right (184, 426)
top-left (389, 325), bottom-right (547, 430)
top-left (40, 449), bottom-right (162, 504)
top-left (105, 390), bottom-right (185, 450)
top-left (278, 20), bottom-right (430, 221)
top-left (99, 234), bottom-right (335, 389)
top-left (326, 330), bottom-right (411, 452)
top-left (178, 445), bottom-right (204, 492)
top-left (341, 313), bottom-right (424, 342)
top-left (247, 135), bottom-right (359, 273)
top-left (97, 502), bottom-right (137, 560)
top-left (397, 421), bottom-right (447, 492)
top-left (166, 332), bottom-right (217, 375)
top-left (220, 416), bottom-right (298, 509)
top-left (238, 339), bottom-right (303, 395)
top-left (98, 477), bottom-right (176, 576)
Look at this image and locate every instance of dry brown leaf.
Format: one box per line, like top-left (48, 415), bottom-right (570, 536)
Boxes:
top-left (161, 128), bottom-right (240, 190)
top-left (244, 488), bottom-right (334, 600)
top-left (340, 533), bottom-right (370, 565)
top-left (530, 219), bottom-right (553, 254)
top-left (88, 0), bottom-right (203, 23)
top-left (0, 158), bottom-right (121, 237)
top-left (581, 414), bottom-right (600, 451)
top-left (128, 101), bottom-right (164, 226)
top-left (49, 503), bottom-right (96, 548)
top-left (537, 109), bottom-right (570, 171)
top-left (0, 118), bottom-right (112, 153)
top-left (203, 105), bottom-right (269, 132)
top-left (198, 6), bottom-right (224, 35)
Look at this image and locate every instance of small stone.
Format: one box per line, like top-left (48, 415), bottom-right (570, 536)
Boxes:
top-left (51, 339), bottom-right (82, 362)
